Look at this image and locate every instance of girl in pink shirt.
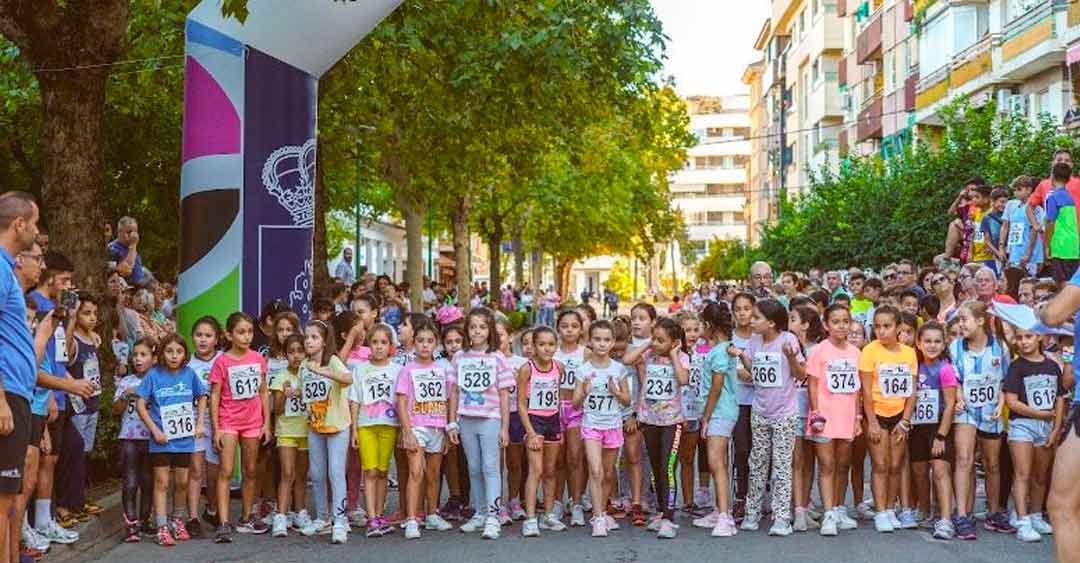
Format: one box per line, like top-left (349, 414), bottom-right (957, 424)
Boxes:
top-left (208, 312), bottom-right (270, 540)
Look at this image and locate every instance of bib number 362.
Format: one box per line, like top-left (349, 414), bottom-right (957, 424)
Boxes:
top-left (412, 370), bottom-right (446, 403)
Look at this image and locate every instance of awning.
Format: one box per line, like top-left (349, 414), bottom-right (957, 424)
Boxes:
top-left (1068, 41), bottom-right (1080, 65)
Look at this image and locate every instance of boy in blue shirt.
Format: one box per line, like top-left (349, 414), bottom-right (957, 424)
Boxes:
top-left (980, 186), bottom-right (1009, 275)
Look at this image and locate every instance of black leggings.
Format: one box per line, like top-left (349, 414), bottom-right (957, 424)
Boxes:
top-left (641, 422), bottom-right (679, 520)
top-left (121, 439), bottom-right (152, 523)
top-left (733, 405), bottom-right (753, 501)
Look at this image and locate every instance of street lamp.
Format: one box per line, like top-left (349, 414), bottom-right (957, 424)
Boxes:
top-left (352, 124), bottom-right (375, 274)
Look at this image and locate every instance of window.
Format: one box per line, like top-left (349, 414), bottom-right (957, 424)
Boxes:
top-left (919, 13), bottom-right (949, 75)
top-left (812, 0), bottom-right (819, 18)
top-left (812, 58), bottom-right (821, 85)
top-left (1036, 89), bottom-right (1051, 119)
top-left (884, 50), bottom-right (894, 93)
top-left (706, 184), bottom-right (745, 195)
top-left (1008, 0), bottom-right (1042, 22)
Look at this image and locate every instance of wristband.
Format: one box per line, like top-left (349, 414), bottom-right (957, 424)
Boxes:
top-left (897, 420), bottom-right (911, 432)
top-left (445, 421), bottom-right (459, 432)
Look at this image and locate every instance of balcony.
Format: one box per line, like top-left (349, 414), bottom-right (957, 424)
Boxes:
top-left (998, 0), bottom-right (1064, 81)
top-left (806, 80), bottom-right (843, 126)
top-left (838, 53), bottom-right (847, 86)
top-left (904, 71), bottom-right (918, 112)
top-left (856, 93), bottom-right (883, 142)
top-left (915, 64), bottom-right (949, 111)
top-left (838, 0), bottom-right (847, 17)
top-left (949, 35), bottom-right (992, 90)
top-left (856, 9), bottom-right (883, 64)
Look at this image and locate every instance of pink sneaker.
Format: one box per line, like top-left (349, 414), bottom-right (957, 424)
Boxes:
top-left (590, 516), bottom-right (608, 537)
top-left (693, 510), bottom-right (720, 528)
top-left (711, 513), bottom-right (737, 537)
top-left (604, 514), bottom-right (619, 531)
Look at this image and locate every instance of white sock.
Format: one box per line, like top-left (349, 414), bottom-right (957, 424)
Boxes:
top-left (35, 499), bottom-right (51, 529)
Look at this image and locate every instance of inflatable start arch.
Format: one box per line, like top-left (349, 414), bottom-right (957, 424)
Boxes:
top-left (178, 0), bottom-right (400, 336)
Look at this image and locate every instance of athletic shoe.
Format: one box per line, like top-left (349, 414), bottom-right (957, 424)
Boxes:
top-left (570, 504), bottom-right (586, 527)
top-left (1016, 517), bottom-right (1041, 543)
top-left (605, 514), bottom-right (619, 530)
top-left (272, 513), bottom-right (289, 537)
top-left (933, 518), bottom-right (955, 540)
top-left (807, 505), bottom-right (823, 521)
top-left (552, 500), bottom-right (565, 521)
top-left (378, 516), bottom-right (395, 536)
top-left (874, 512), bottom-right (895, 533)
top-left (856, 500), bottom-right (875, 520)
top-left (646, 514), bottom-right (663, 531)
top-left (366, 519), bottom-right (383, 538)
top-left (607, 501), bottom-right (627, 519)
top-left (509, 499), bottom-right (527, 521)
top-left (331, 517), bottom-right (348, 544)
top-left (1031, 513), bottom-right (1053, 535)
top-left (403, 519), bottom-right (421, 540)
top-left (693, 510), bottom-right (720, 528)
top-left (919, 515), bottom-right (937, 530)
top-left (887, 509), bottom-right (902, 530)
top-left (257, 499), bottom-right (275, 520)
top-left (820, 511), bottom-right (838, 536)
top-left (440, 496), bottom-right (463, 522)
top-left (954, 516), bottom-right (977, 540)
top-left (522, 517), bottom-right (540, 537)
top-left (591, 516), bottom-right (608, 537)
top-left (682, 503), bottom-right (708, 518)
top-left (629, 504), bottom-right (646, 526)
top-left (732, 499), bottom-right (746, 525)
top-left (186, 517), bottom-right (203, 538)
top-left (481, 517), bottom-right (500, 539)
top-left (141, 519), bottom-right (156, 536)
top-left (835, 506), bottom-right (858, 530)
top-left (694, 487), bottom-right (713, 509)
top-left (582, 493), bottom-right (593, 512)
top-left (460, 514), bottom-right (485, 533)
top-left (300, 518), bottom-right (330, 537)
top-left (292, 509), bottom-right (313, 531)
top-left (347, 509), bottom-right (367, 528)
top-left (897, 508), bottom-right (919, 529)
top-left (539, 513), bottom-right (566, 531)
top-left (985, 511), bottom-right (1016, 534)
top-left (657, 519), bottom-right (678, 539)
top-left (201, 508), bottom-right (220, 528)
top-left (768, 518), bottom-right (793, 537)
top-left (171, 518), bottom-right (191, 541)
top-left (156, 525), bottom-right (175, 547)
top-left (123, 517), bottom-right (141, 543)
top-left (793, 508), bottom-right (810, 532)
top-left (740, 516), bottom-right (760, 531)
top-left (21, 522), bottom-right (49, 552)
top-left (36, 520), bottom-right (77, 545)
top-left (20, 545), bottom-right (46, 562)
top-left (235, 516), bottom-right (268, 534)
top-left (711, 513), bottom-right (737, 537)
top-left (386, 511), bottom-right (407, 525)
top-left (425, 514), bottom-right (453, 531)
top-left (498, 506), bottom-right (512, 526)
top-left (214, 523), bottom-right (232, 543)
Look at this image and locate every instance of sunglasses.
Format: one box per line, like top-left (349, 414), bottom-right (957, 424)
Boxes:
top-left (883, 273), bottom-right (896, 281)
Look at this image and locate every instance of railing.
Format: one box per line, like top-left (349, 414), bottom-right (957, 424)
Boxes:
top-left (857, 93), bottom-right (883, 141)
top-left (856, 8), bottom-right (883, 64)
top-left (953, 34), bottom-right (992, 67)
top-left (1003, 0), bottom-right (1053, 42)
top-left (916, 63), bottom-right (948, 93)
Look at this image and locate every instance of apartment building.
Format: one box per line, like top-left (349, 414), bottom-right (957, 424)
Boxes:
top-left (743, 59), bottom-right (771, 245)
top-left (670, 95), bottom-right (751, 263)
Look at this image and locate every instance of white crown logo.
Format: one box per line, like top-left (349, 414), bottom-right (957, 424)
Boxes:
top-left (289, 258), bottom-right (313, 319)
top-left (261, 138), bottom-right (316, 227)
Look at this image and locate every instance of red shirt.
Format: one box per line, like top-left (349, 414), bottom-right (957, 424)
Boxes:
top-left (1028, 177), bottom-right (1080, 207)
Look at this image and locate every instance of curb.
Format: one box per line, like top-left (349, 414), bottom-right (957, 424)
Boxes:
top-left (48, 490), bottom-right (124, 563)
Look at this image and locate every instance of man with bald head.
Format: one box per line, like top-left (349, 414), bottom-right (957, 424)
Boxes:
top-left (748, 261), bottom-right (774, 299)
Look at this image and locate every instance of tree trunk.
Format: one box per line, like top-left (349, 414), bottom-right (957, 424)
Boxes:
top-left (486, 212), bottom-right (504, 301)
top-left (512, 235), bottom-right (524, 287)
top-left (383, 138), bottom-right (424, 312)
top-left (313, 135), bottom-right (331, 291)
top-left (555, 257), bottom-right (574, 299)
top-left (450, 195), bottom-right (471, 311)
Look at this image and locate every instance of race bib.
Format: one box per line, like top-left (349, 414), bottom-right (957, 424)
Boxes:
top-left (361, 369), bottom-right (395, 405)
top-left (878, 364), bottom-right (912, 398)
top-left (112, 341), bottom-right (130, 366)
top-left (1007, 223), bottom-right (1024, 247)
top-left (412, 370), bottom-right (446, 403)
top-left (559, 359), bottom-right (579, 390)
top-left (458, 358), bottom-right (495, 394)
top-left (302, 368), bottom-right (331, 403)
top-left (125, 399), bottom-right (137, 418)
top-left (227, 364), bottom-right (261, 400)
top-left (267, 358), bottom-right (288, 376)
top-left (688, 357), bottom-right (704, 397)
top-left (963, 373), bottom-right (999, 409)
top-left (528, 378), bottom-right (558, 411)
top-left (54, 326), bottom-right (67, 363)
top-left (752, 353), bottom-right (782, 388)
top-left (84, 356), bottom-right (102, 397)
top-left (161, 402), bottom-right (195, 441)
top-left (825, 359), bottom-right (859, 394)
top-left (1025, 374), bottom-right (1057, 411)
top-left (283, 393), bottom-right (307, 417)
top-left (913, 389), bottom-right (939, 425)
top-left (973, 229), bottom-right (985, 244)
top-left (644, 364), bottom-right (676, 401)
top-left (585, 380), bottom-right (619, 415)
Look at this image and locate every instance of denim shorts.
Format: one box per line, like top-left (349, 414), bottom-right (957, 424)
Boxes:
top-left (955, 409), bottom-right (1004, 436)
top-left (705, 416), bottom-right (736, 438)
top-left (1008, 417), bottom-right (1053, 447)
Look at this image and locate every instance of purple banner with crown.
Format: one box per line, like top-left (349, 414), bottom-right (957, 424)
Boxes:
top-left (242, 47), bottom-right (317, 322)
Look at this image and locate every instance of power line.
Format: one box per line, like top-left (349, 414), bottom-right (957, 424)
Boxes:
top-left (29, 54), bottom-right (187, 73)
top-left (696, 106), bottom-right (917, 146)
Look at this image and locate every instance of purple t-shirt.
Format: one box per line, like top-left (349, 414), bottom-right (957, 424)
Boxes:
top-left (747, 331), bottom-right (805, 419)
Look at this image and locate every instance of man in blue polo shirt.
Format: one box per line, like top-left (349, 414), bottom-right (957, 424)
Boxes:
top-left (107, 216), bottom-right (145, 287)
top-left (0, 191), bottom-right (41, 563)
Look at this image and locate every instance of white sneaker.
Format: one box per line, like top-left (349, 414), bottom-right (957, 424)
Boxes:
top-left (272, 512), bottom-right (289, 537)
top-left (404, 519), bottom-right (421, 540)
top-left (793, 509), bottom-right (809, 532)
top-left (693, 487), bottom-right (713, 508)
top-left (820, 510), bottom-right (838, 537)
top-left (22, 521), bottom-right (50, 550)
top-left (509, 499), bottom-right (527, 521)
top-left (604, 514), bottom-right (619, 531)
top-left (657, 519), bottom-right (678, 539)
top-left (693, 510), bottom-right (720, 528)
top-left (425, 513), bottom-right (453, 531)
top-left (300, 518), bottom-right (330, 537)
top-left (538, 513), bottom-right (566, 531)
top-left (740, 516), bottom-right (760, 531)
top-left (646, 514), bottom-right (662, 531)
top-left (856, 501), bottom-right (875, 520)
top-left (582, 493), bottom-right (593, 512)
top-left (481, 517), bottom-right (500, 539)
top-left (874, 512), bottom-right (895, 533)
top-left (551, 500), bottom-right (565, 521)
top-left (460, 514), bottom-right (485, 533)
top-left (570, 504), bottom-right (586, 527)
top-left (835, 506), bottom-right (858, 530)
top-left (768, 518), bottom-right (793, 537)
top-left (1031, 513), bottom-right (1053, 535)
top-left (590, 515), bottom-right (608, 537)
top-left (347, 509), bottom-right (367, 528)
top-left (331, 518), bottom-right (348, 544)
top-left (37, 520), bottom-right (77, 544)
top-left (1017, 517), bottom-right (1041, 543)
top-left (522, 517), bottom-right (540, 537)
top-left (292, 509), bottom-right (313, 530)
top-left (888, 510), bottom-right (902, 530)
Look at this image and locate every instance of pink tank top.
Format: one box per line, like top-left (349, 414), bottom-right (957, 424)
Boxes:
top-left (525, 360), bottom-right (560, 416)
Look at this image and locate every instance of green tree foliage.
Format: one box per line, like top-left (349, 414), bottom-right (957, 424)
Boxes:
top-left (758, 100), bottom-right (1077, 270)
top-left (603, 259), bottom-right (645, 301)
top-left (695, 238), bottom-right (749, 282)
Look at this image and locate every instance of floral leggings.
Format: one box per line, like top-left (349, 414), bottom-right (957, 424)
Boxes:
top-left (745, 412), bottom-right (798, 522)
